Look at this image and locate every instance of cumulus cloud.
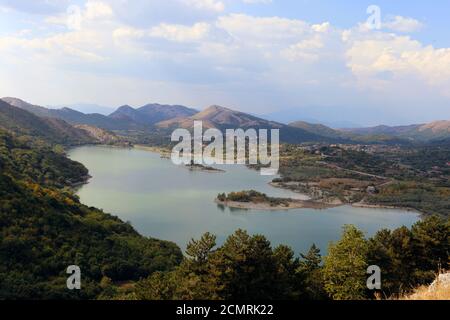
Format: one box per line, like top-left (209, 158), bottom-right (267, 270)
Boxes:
top-left (184, 0), bottom-right (225, 12)
top-left (383, 16), bottom-right (424, 33)
top-left (216, 14), bottom-right (310, 44)
top-left (0, 1), bottom-right (449, 121)
top-left (0, 0), bottom-right (71, 14)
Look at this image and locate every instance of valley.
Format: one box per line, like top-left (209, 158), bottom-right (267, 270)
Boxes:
top-left (0, 97), bottom-right (448, 300)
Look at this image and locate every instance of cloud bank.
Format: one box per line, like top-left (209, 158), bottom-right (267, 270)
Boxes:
top-left (0, 0), bottom-right (449, 125)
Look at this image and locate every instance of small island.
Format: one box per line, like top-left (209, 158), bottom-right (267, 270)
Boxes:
top-left (186, 161), bottom-right (225, 173)
top-left (216, 190), bottom-right (336, 211)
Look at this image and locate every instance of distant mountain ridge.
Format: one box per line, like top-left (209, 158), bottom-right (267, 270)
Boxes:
top-left (343, 121), bottom-right (450, 142)
top-left (289, 121), bottom-right (351, 139)
top-left (2, 97), bottom-right (197, 131)
top-left (2, 97), bottom-right (449, 144)
top-left (2, 97), bottom-right (141, 131)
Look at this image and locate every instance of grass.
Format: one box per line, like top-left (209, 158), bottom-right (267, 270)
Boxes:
top-left (400, 273), bottom-right (450, 300)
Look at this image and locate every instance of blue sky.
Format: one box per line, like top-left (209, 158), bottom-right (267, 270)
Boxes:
top-left (0, 0), bottom-right (449, 126)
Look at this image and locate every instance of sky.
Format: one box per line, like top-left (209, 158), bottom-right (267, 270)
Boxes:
top-left (0, 0), bottom-right (449, 126)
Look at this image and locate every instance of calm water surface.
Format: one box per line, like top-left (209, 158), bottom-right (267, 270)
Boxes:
top-left (69, 146), bottom-right (420, 254)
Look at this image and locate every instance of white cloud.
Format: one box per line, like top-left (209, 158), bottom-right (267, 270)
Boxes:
top-left (85, 1), bottom-right (114, 20)
top-left (0, 3), bottom-right (449, 121)
top-left (183, 0), bottom-right (225, 12)
top-left (149, 22), bottom-right (211, 42)
top-left (383, 16), bottom-right (424, 33)
top-left (216, 14), bottom-right (309, 44)
top-left (312, 22), bottom-right (331, 33)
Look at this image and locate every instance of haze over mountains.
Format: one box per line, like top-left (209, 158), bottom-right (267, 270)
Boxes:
top-left (48, 103), bottom-right (115, 116)
top-left (1, 97), bottom-right (449, 145)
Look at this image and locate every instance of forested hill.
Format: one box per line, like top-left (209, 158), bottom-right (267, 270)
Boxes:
top-left (0, 129), bottom-right (182, 299)
top-left (0, 99), bottom-right (95, 146)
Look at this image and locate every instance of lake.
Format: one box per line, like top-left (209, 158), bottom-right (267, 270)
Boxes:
top-left (69, 145), bottom-right (420, 255)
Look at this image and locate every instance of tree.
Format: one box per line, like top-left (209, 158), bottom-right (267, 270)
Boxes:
top-left (185, 232), bottom-right (217, 265)
top-left (210, 230), bottom-right (279, 299)
top-left (323, 225), bottom-right (369, 300)
top-left (297, 244), bottom-right (327, 300)
top-left (411, 215), bottom-right (449, 276)
top-left (272, 245), bottom-right (301, 299)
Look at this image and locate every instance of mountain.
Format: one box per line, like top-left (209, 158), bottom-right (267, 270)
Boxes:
top-left (3, 97), bottom-right (197, 131)
top-left (343, 121), bottom-right (450, 142)
top-left (0, 99), bottom-right (95, 145)
top-left (109, 103), bottom-right (198, 126)
top-left (157, 105), bottom-right (280, 129)
top-left (263, 107), bottom-right (363, 128)
top-left (50, 107), bottom-right (140, 130)
top-left (157, 105), bottom-right (331, 143)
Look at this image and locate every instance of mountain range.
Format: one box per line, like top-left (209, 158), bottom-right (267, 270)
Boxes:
top-left (341, 122), bottom-right (450, 142)
top-left (1, 97), bottom-right (449, 145)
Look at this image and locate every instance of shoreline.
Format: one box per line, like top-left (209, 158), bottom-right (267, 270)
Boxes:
top-left (134, 144), bottom-right (172, 156)
top-left (70, 144), bottom-right (423, 216)
top-left (215, 199), bottom-right (339, 211)
top-left (269, 181), bottom-right (422, 214)
top-left (350, 202), bottom-right (420, 213)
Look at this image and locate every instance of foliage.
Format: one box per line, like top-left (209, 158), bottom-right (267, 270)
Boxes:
top-left (323, 226), bottom-right (369, 300)
top-left (0, 129), bottom-right (182, 299)
top-left (133, 217), bottom-right (449, 300)
top-left (219, 190), bottom-right (291, 207)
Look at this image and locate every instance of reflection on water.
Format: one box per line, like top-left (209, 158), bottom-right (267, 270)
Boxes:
top-left (69, 145), bottom-right (420, 255)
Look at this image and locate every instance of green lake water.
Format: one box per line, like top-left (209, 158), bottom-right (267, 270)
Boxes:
top-left (69, 145), bottom-right (420, 255)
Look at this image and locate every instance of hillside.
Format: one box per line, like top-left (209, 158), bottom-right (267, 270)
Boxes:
top-left (74, 124), bottom-right (128, 145)
top-left (0, 99), bottom-right (95, 145)
top-left (0, 129), bottom-right (182, 299)
top-left (157, 105), bottom-right (330, 143)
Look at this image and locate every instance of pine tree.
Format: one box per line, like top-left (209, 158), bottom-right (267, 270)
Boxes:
top-left (323, 225), bottom-right (369, 300)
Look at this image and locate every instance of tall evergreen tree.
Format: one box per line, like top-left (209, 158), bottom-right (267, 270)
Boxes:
top-left (323, 225), bottom-right (369, 300)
